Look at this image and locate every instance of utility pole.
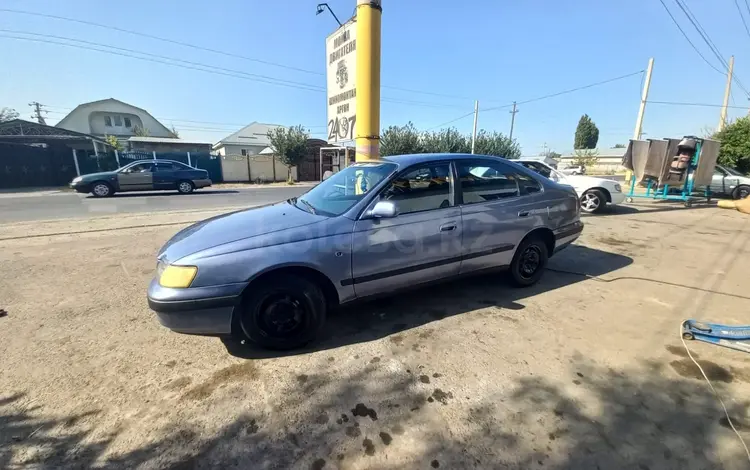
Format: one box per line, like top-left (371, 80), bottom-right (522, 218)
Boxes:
top-left (719, 55), bottom-right (735, 132)
top-left (29, 101), bottom-right (47, 125)
top-left (509, 102), bottom-right (518, 140)
top-left (633, 58), bottom-right (654, 141)
top-left (471, 100), bottom-right (479, 154)
top-left (626, 57), bottom-right (654, 183)
top-left (355, 0), bottom-right (382, 161)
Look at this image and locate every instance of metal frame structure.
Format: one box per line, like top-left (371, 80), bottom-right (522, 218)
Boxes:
top-left (625, 138), bottom-right (710, 207)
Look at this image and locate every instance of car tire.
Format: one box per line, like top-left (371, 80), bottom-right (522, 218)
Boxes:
top-left (238, 274), bottom-right (326, 350)
top-left (177, 180), bottom-right (195, 194)
top-left (580, 189), bottom-right (606, 213)
top-left (508, 235), bottom-right (549, 287)
top-left (91, 182), bottom-right (114, 198)
top-left (732, 184), bottom-right (750, 200)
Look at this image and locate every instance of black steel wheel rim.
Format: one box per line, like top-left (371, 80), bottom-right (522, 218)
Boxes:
top-left (257, 293), bottom-right (306, 338)
top-left (519, 246), bottom-right (542, 279)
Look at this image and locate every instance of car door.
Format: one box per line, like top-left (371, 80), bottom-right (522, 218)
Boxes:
top-left (116, 162), bottom-right (154, 191)
top-left (457, 159), bottom-right (544, 274)
top-left (350, 161), bottom-right (462, 298)
top-left (709, 166), bottom-right (728, 195)
top-left (152, 162), bottom-right (178, 190)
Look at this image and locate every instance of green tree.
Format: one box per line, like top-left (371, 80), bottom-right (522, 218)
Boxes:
top-left (133, 125), bottom-right (150, 137)
top-left (105, 135), bottom-right (123, 151)
top-left (473, 130), bottom-right (521, 158)
top-left (380, 122), bottom-right (422, 156)
top-left (421, 127), bottom-right (470, 153)
top-left (0, 107), bottom-right (19, 123)
top-left (713, 116), bottom-right (750, 173)
top-left (572, 149), bottom-right (600, 170)
top-left (543, 150), bottom-right (562, 159)
top-left (574, 114), bottom-right (599, 149)
top-left (169, 125), bottom-right (180, 138)
top-left (613, 143), bottom-right (626, 148)
top-left (267, 125), bottom-right (310, 182)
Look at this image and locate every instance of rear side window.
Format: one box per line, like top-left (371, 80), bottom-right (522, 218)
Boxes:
top-left (458, 161), bottom-right (519, 204)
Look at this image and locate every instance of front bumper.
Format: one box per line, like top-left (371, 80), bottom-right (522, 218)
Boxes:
top-left (70, 181), bottom-right (91, 193)
top-left (610, 190), bottom-right (626, 205)
top-left (193, 179), bottom-right (212, 189)
top-left (147, 278), bottom-right (246, 336)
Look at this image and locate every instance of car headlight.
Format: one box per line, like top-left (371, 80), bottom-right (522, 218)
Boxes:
top-left (72, 177), bottom-right (83, 183)
top-left (159, 265), bottom-right (198, 288)
top-left (614, 184), bottom-right (622, 192)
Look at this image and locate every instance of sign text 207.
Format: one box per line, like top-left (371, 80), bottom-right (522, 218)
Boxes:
top-left (328, 115), bottom-right (356, 141)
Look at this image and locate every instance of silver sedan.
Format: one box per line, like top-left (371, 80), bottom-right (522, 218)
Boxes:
top-left (147, 153), bottom-right (583, 350)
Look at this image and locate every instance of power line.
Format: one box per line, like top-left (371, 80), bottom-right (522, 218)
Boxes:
top-left (647, 99), bottom-right (749, 110)
top-left (484, 70), bottom-right (644, 112)
top-left (0, 8), bottom-right (476, 102)
top-left (655, 0), bottom-right (724, 74)
top-left (422, 111), bottom-right (476, 131)
top-left (0, 31), bottom-right (464, 109)
top-left (672, 0), bottom-right (750, 94)
top-left (734, 0), bottom-right (750, 39)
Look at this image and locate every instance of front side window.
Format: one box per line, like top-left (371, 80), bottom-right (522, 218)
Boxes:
top-left (294, 162), bottom-right (397, 217)
top-left (380, 163), bottom-right (453, 214)
top-left (125, 162), bottom-right (154, 173)
top-left (458, 161), bottom-right (519, 204)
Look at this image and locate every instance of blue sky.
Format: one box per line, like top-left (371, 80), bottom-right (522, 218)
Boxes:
top-left (1, 0), bottom-right (749, 154)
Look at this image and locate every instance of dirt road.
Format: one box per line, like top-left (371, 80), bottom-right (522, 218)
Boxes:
top-left (2, 202), bottom-right (750, 469)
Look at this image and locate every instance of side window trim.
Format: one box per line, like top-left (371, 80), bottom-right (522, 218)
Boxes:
top-left (369, 161), bottom-right (456, 216)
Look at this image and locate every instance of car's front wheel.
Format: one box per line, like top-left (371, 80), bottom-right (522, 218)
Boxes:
top-left (580, 189), bottom-right (606, 213)
top-left (238, 274), bottom-right (326, 350)
top-left (509, 235), bottom-right (549, 287)
top-left (91, 182), bottom-right (114, 198)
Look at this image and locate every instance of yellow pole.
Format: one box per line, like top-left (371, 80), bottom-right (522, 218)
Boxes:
top-left (355, 0), bottom-right (382, 162)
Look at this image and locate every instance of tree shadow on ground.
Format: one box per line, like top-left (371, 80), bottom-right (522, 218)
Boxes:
top-left (223, 244), bottom-right (633, 359)
top-left (3, 354), bottom-right (748, 469)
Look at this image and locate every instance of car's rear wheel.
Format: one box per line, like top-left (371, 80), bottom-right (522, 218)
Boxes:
top-left (238, 274), bottom-right (326, 350)
top-left (732, 184), bottom-right (750, 200)
top-left (580, 189), bottom-right (605, 213)
top-left (509, 235), bottom-right (549, 287)
top-left (177, 180), bottom-right (194, 194)
top-left (91, 182), bottom-right (113, 198)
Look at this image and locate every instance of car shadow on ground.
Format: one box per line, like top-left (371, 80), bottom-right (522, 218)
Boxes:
top-left (223, 244), bottom-right (633, 359)
top-left (83, 190), bottom-right (240, 199)
top-left (592, 201), bottom-right (717, 217)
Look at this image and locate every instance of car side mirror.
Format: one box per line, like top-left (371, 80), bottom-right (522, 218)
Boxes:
top-left (366, 200), bottom-right (399, 219)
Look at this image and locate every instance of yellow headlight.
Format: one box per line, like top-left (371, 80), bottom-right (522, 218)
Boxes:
top-left (159, 265), bottom-right (198, 288)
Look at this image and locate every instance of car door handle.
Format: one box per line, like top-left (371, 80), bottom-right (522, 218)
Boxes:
top-left (439, 223), bottom-right (457, 232)
top-left (518, 210), bottom-right (530, 217)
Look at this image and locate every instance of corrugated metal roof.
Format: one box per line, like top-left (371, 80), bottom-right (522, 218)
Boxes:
top-left (214, 122), bottom-right (285, 147)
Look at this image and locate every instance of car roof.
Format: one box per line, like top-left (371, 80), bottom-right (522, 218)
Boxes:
top-left (127, 159), bottom-right (186, 165)
top-left (382, 153), bottom-right (511, 167)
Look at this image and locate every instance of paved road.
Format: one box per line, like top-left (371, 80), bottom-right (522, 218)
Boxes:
top-left (0, 187), bottom-right (310, 223)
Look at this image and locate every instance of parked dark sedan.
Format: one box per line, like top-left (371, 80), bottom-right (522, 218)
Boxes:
top-left (69, 160), bottom-right (211, 197)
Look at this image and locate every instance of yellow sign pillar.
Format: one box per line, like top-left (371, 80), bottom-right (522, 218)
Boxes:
top-left (355, 0), bottom-right (382, 161)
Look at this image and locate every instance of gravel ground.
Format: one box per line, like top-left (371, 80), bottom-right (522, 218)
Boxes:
top-left (2, 201), bottom-right (750, 469)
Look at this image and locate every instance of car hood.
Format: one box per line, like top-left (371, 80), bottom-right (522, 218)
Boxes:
top-left (158, 201), bottom-right (326, 263)
top-left (78, 171), bottom-right (117, 181)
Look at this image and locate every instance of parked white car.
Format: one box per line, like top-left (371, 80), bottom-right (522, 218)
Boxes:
top-left (517, 159), bottom-right (625, 213)
top-left (559, 164), bottom-right (586, 176)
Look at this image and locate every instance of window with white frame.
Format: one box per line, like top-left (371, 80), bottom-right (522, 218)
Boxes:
top-left (241, 149), bottom-right (247, 156)
top-left (113, 116), bottom-right (122, 126)
top-left (104, 116), bottom-right (112, 127)
top-left (123, 117), bottom-right (132, 128)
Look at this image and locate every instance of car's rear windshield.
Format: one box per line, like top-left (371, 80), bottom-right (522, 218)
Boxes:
top-left (294, 162), bottom-right (398, 217)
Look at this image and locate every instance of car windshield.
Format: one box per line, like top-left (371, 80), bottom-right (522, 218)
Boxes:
top-left (293, 162), bottom-right (398, 217)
